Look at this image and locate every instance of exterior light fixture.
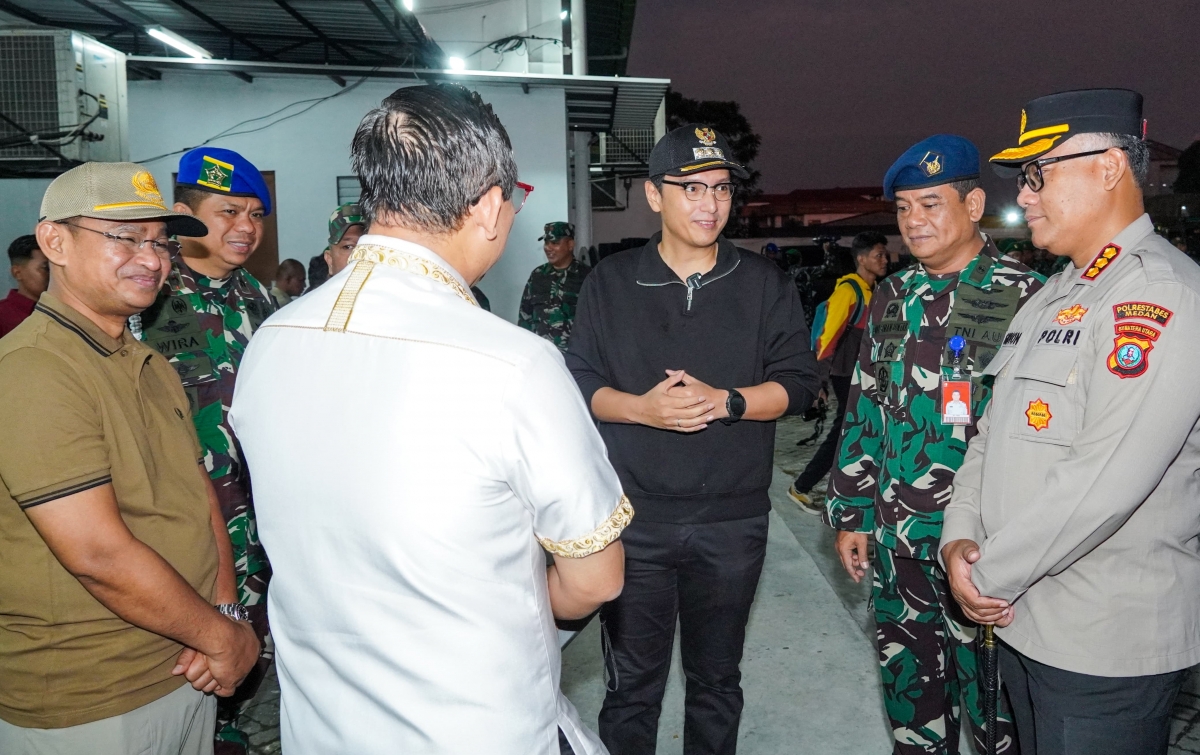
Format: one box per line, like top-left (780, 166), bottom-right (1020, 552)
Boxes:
top-left (146, 25), bottom-right (213, 59)
top-left (402, 0), bottom-right (414, 10)
top-left (1004, 210), bottom-right (1021, 225)
top-left (560, 10), bottom-right (568, 19)
top-left (448, 57), bottom-right (466, 71)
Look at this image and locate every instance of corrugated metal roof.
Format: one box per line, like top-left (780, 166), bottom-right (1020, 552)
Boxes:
top-left (0, 0), bottom-right (443, 66)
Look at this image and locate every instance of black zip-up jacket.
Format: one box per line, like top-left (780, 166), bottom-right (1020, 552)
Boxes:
top-left (566, 233), bottom-right (819, 523)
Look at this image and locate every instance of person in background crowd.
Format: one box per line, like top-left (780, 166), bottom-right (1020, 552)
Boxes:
top-left (136, 146), bottom-right (276, 755)
top-left (0, 161), bottom-right (260, 755)
top-left (230, 82), bottom-right (626, 755)
top-left (269, 259), bottom-right (305, 308)
top-left (322, 203), bottom-right (365, 277)
top-left (788, 231), bottom-right (889, 514)
top-left (944, 87), bottom-right (1200, 755)
top-left (519, 221), bottom-right (590, 350)
top-left (0, 234), bottom-right (50, 337)
top-left (471, 284), bottom-right (491, 311)
top-left (568, 124), bottom-right (819, 755)
top-left (825, 134), bottom-right (1044, 755)
top-left (305, 254), bottom-right (328, 292)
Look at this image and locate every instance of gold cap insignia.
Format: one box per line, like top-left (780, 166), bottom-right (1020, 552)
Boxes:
top-left (1020, 109), bottom-right (1027, 135)
top-left (695, 127), bottom-right (717, 147)
top-left (919, 151), bottom-right (943, 177)
top-left (131, 170), bottom-right (164, 204)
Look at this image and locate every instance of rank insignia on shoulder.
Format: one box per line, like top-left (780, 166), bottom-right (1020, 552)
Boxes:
top-left (1107, 322), bottom-right (1160, 379)
top-left (1113, 301), bottom-right (1173, 326)
top-left (1025, 398), bottom-right (1052, 431)
top-left (1054, 304), bottom-right (1088, 325)
top-left (1083, 244), bottom-right (1120, 280)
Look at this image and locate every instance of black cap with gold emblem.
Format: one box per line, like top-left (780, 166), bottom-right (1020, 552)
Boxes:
top-left (990, 88), bottom-right (1144, 173)
top-left (649, 124), bottom-right (749, 180)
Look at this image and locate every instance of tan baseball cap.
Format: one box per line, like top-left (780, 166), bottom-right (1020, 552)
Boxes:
top-left (39, 161), bottom-right (208, 237)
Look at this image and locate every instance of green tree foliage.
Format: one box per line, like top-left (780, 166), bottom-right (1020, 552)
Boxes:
top-left (1175, 141), bottom-right (1200, 194)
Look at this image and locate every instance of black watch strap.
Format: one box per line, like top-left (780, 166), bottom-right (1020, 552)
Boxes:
top-left (722, 389), bottom-right (746, 425)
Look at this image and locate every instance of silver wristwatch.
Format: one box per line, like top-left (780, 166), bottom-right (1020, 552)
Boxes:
top-left (216, 603), bottom-right (250, 622)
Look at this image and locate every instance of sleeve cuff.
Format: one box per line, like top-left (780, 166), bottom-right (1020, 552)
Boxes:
top-left (539, 495), bottom-right (633, 558)
top-left (15, 472), bottom-right (112, 510)
top-left (971, 562), bottom-right (1023, 604)
top-left (936, 512), bottom-right (987, 570)
top-left (824, 497), bottom-right (873, 532)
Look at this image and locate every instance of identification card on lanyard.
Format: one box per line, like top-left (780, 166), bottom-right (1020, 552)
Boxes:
top-left (941, 334), bottom-right (973, 425)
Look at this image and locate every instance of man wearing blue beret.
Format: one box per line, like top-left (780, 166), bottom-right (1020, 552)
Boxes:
top-left (822, 134), bottom-right (1044, 754)
top-left (134, 146), bottom-right (275, 755)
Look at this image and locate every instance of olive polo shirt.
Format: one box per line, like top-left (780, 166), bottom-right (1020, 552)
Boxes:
top-left (0, 293), bottom-right (218, 729)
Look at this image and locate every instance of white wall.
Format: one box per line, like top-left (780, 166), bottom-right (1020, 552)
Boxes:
top-left (0, 177), bottom-right (53, 294)
top-left (592, 178), bottom-right (662, 245)
top-left (126, 70), bottom-right (568, 322)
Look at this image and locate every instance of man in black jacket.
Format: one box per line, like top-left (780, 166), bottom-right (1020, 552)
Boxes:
top-left (567, 125), bottom-right (819, 755)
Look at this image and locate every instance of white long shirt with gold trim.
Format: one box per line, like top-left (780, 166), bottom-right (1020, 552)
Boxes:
top-left (230, 235), bottom-right (630, 755)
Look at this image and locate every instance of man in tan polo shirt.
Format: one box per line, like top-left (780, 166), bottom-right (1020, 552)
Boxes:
top-left (0, 162), bottom-right (261, 755)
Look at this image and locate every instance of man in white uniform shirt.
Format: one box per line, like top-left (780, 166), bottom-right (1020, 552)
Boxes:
top-left (229, 84), bottom-right (629, 755)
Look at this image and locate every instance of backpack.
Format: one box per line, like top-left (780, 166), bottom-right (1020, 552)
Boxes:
top-left (810, 278), bottom-right (866, 352)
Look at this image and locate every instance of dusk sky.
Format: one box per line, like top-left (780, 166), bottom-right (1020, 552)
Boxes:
top-left (626, 0), bottom-right (1200, 204)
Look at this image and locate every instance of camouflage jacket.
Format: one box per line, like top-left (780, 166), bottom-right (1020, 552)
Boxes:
top-left (824, 239), bottom-right (1044, 560)
top-left (518, 260), bottom-right (591, 349)
top-left (136, 251), bottom-right (275, 592)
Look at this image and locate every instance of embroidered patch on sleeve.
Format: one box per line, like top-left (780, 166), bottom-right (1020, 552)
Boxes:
top-left (1025, 398), bottom-right (1052, 431)
top-left (1107, 322), bottom-right (1160, 378)
top-left (1113, 301), bottom-right (1173, 326)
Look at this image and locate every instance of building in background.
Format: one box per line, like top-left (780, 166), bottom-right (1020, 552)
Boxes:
top-left (0, 0), bottom-right (661, 323)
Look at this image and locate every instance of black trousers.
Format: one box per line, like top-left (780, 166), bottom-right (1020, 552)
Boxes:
top-left (597, 515), bottom-right (769, 755)
top-left (793, 373), bottom-right (852, 493)
top-left (999, 642), bottom-right (1187, 755)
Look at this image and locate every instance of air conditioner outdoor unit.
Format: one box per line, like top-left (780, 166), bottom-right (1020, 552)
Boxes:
top-left (0, 29), bottom-right (129, 174)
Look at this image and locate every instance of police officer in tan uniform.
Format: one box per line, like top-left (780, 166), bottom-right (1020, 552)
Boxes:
top-left (941, 89), bottom-right (1200, 755)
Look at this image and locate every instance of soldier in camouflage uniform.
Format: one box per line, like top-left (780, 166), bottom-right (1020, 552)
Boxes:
top-left (135, 147), bottom-right (275, 755)
top-left (824, 136), bottom-right (1044, 755)
top-left (518, 221), bottom-right (590, 349)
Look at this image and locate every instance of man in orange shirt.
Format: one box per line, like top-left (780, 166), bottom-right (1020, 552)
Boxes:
top-left (789, 232), bottom-right (889, 514)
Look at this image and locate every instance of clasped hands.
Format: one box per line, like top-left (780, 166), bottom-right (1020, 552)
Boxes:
top-left (171, 615), bottom-right (261, 697)
top-left (941, 539), bottom-right (1014, 627)
top-left (638, 369), bottom-right (728, 433)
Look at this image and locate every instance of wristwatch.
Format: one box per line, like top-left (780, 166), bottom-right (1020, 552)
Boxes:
top-left (721, 389), bottom-right (746, 426)
top-left (216, 603), bottom-right (250, 623)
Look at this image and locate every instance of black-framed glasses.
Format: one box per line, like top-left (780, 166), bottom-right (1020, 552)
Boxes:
top-left (1017, 148), bottom-right (1126, 193)
top-left (512, 181), bottom-right (535, 213)
top-left (660, 179), bottom-right (737, 202)
top-left (59, 221), bottom-right (179, 257)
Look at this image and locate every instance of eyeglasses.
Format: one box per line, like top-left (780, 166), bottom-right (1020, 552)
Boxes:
top-left (1017, 148), bottom-right (1126, 193)
top-left (59, 221), bottom-right (179, 257)
top-left (512, 182), bottom-right (535, 213)
top-left (660, 179), bottom-right (737, 202)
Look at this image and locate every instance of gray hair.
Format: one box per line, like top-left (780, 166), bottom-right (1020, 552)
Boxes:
top-left (351, 84), bottom-right (518, 234)
top-left (1070, 132), bottom-right (1150, 188)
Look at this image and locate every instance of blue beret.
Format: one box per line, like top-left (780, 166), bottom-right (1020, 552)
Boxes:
top-left (883, 135), bottom-right (980, 200)
top-left (177, 147), bottom-right (272, 216)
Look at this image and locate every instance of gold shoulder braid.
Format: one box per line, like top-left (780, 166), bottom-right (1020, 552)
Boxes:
top-left (324, 243), bottom-right (478, 333)
top-left (539, 496), bottom-right (634, 558)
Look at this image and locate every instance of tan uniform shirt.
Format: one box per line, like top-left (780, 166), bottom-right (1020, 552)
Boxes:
top-left (0, 294), bottom-right (217, 728)
top-left (942, 214), bottom-right (1200, 676)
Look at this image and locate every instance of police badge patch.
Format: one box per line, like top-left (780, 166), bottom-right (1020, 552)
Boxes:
top-left (1107, 321), bottom-right (1159, 378)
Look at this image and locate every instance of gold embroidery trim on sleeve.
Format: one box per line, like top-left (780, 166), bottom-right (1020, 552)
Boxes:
top-left (539, 495), bottom-right (634, 559)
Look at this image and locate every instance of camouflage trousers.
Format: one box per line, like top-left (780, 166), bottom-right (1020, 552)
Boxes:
top-left (212, 476), bottom-right (273, 755)
top-left (873, 545), bottom-right (1018, 755)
